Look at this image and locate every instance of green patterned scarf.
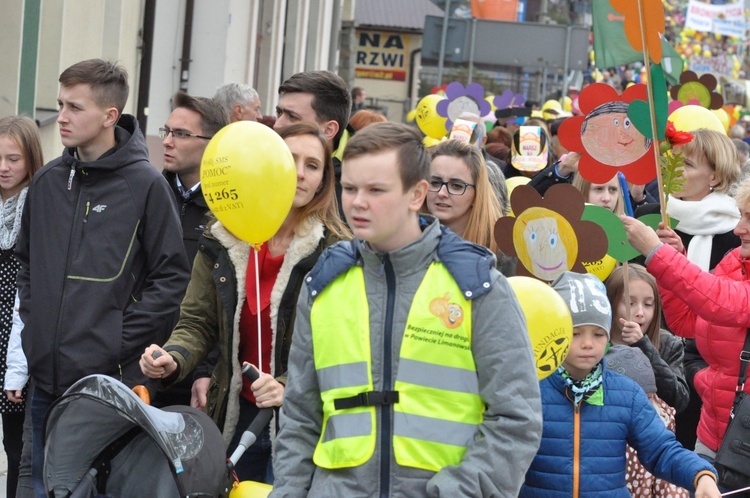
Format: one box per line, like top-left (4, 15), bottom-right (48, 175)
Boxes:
top-left (559, 363), bottom-right (604, 406)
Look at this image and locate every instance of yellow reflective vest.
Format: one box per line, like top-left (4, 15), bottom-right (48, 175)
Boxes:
top-left (310, 262), bottom-right (485, 472)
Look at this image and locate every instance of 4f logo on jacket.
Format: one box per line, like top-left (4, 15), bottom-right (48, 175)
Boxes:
top-left (92, 204), bottom-right (107, 213)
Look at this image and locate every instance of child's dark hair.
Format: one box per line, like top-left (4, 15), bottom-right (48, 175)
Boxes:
top-left (343, 122), bottom-right (430, 191)
top-left (59, 59), bottom-right (129, 115)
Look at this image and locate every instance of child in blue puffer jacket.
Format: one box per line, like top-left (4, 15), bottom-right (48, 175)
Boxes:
top-left (519, 271), bottom-right (720, 498)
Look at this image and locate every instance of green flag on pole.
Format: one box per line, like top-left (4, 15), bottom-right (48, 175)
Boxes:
top-left (593, 0), bottom-right (683, 85)
top-left (592, 0), bottom-right (641, 69)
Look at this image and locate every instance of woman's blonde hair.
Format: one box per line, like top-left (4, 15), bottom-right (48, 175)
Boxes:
top-left (572, 173), bottom-right (625, 215)
top-left (428, 140), bottom-right (503, 252)
top-left (276, 122), bottom-right (351, 240)
top-left (733, 176), bottom-right (750, 210)
top-left (0, 115), bottom-right (44, 187)
top-left (676, 129), bottom-right (741, 193)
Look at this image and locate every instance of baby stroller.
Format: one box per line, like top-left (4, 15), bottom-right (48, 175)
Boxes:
top-left (42, 374), bottom-right (228, 497)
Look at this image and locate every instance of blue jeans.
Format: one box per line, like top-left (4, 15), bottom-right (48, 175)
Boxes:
top-left (228, 396), bottom-right (274, 484)
top-left (31, 387), bottom-right (58, 498)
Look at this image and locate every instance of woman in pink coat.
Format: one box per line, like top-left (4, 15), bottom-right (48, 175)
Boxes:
top-left (622, 178), bottom-right (750, 465)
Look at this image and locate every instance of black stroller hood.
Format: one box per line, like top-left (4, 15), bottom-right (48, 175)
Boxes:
top-left (44, 375), bottom-right (226, 498)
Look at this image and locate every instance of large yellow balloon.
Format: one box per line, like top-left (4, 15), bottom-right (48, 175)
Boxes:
top-left (508, 276), bottom-right (573, 380)
top-left (201, 121), bottom-right (296, 245)
top-left (711, 108), bottom-right (730, 133)
top-left (669, 105), bottom-right (726, 134)
top-left (230, 481), bottom-right (273, 498)
top-left (415, 94), bottom-right (448, 139)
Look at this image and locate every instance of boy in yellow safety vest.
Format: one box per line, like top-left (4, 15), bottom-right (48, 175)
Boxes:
top-left (271, 122), bottom-right (543, 497)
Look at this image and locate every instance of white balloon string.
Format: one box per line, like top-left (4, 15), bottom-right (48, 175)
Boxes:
top-left (254, 246), bottom-right (263, 375)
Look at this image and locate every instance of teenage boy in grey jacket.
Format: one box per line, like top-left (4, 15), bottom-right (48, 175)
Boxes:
top-left (271, 123), bottom-right (542, 497)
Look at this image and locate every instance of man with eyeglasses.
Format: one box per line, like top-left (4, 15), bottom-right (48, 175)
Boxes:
top-left (161, 91), bottom-right (228, 265)
top-left (156, 92), bottom-right (228, 408)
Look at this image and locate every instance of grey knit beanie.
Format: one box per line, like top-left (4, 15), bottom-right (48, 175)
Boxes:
top-left (606, 344), bottom-right (657, 394)
top-left (551, 271), bottom-right (612, 338)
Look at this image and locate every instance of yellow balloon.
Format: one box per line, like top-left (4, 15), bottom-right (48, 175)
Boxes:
top-left (562, 96), bottom-right (572, 112)
top-left (711, 108), bottom-right (730, 132)
top-left (415, 94), bottom-right (449, 139)
top-left (230, 481), bottom-right (273, 498)
top-left (581, 254), bottom-right (617, 282)
top-left (508, 276), bottom-right (573, 380)
top-left (669, 105), bottom-right (726, 134)
top-left (406, 109), bottom-right (417, 122)
top-left (201, 121), bottom-right (297, 245)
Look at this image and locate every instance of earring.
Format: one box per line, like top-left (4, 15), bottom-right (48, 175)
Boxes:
top-left (709, 185), bottom-right (715, 193)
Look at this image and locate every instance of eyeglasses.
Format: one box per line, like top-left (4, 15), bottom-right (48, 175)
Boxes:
top-left (428, 179), bottom-right (476, 196)
top-left (159, 127), bottom-right (211, 140)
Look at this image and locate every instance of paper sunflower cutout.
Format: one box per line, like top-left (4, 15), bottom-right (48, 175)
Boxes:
top-left (558, 83), bottom-right (656, 185)
top-left (627, 63), bottom-right (668, 141)
top-left (610, 0), bottom-right (665, 63)
top-left (436, 82), bottom-right (490, 130)
top-left (669, 71), bottom-right (724, 110)
top-left (494, 184), bottom-right (608, 282)
top-left (493, 89), bottom-right (525, 112)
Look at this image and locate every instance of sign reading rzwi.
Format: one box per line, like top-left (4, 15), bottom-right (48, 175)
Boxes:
top-left (356, 31), bottom-right (409, 81)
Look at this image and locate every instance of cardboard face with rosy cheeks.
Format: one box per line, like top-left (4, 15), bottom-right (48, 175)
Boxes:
top-left (494, 184), bottom-right (608, 282)
top-left (558, 83), bottom-right (657, 185)
top-left (580, 104), bottom-right (650, 167)
top-left (516, 210), bottom-right (576, 281)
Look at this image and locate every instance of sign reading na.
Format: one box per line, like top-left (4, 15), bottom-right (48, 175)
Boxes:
top-left (355, 31), bottom-right (409, 81)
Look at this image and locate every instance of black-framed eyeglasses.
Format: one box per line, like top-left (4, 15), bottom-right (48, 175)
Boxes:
top-left (159, 127), bottom-right (211, 140)
top-left (428, 179), bottom-right (476, 196)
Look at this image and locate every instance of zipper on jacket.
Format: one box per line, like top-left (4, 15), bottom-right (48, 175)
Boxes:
top-left (380, 255), bottom-right (396, 498)
top-left (573, 401), bottom-right (583, 498)
top-left (53, 182), bottom-right (84, 393)
top-left (67, 164), bottom-right (75, 190)
top-left (83, 201), bottom-right (91, 223)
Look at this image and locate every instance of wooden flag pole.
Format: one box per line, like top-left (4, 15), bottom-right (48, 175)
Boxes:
top-left (636, 0), bottom-right (669, 226)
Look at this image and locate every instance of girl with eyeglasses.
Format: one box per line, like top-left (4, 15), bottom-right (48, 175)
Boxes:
top-left (425, 139), bottom-right (505, 261)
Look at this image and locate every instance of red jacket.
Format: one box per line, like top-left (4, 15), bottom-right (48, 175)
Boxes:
top-left (648, 244), bottom-right (750, 451)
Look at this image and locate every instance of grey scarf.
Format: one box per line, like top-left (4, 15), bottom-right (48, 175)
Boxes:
top-left (0, 188), bottom-right (28, 250)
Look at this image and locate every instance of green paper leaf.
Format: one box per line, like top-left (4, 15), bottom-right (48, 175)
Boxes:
top-left (661, 151), bottom-right (686, 211)
top-left (637, 213), bottom-right (679, 231)
top-left (581, 204), bottom-right (640, 262)
top-left (628, 100), bottom-right (654, 139)
top-left (627, 65), bottom-right (668, 141)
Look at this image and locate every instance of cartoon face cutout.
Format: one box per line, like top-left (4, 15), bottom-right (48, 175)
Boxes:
top-left (580, 104), bottom-right (650, 167)
top-left (514, 207), bottom-right (578, 281)
top-left (429, 293), bottom-right (465, 329)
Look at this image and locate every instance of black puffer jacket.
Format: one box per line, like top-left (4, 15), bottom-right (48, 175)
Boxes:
top-left (16, 115), bottom-right (190, 395)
